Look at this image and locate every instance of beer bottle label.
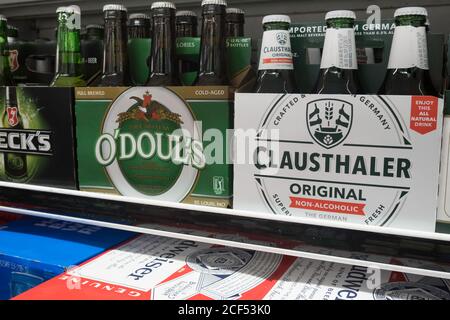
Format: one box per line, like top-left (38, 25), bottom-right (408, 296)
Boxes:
top-left (320, 28), bottom-right (357, 70)
top-left (258, 30), bottom-right (294, 70)
top-left (387, 26), bottom-right (429, 70)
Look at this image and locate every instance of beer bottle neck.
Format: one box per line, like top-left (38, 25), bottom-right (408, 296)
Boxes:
top-left (176, 22), bottom-right (197, 37)
top-left (320, 18), bottom-right (357, 70)
top-left (0, 20), bottom-right (13, 85)
top-left (103, 12), bottom-right (128, 78)
top-left (86, 30), bottom-right (104, 41)
top-left (226, 22), bottom-right (244, 37)
top-left (396, 15), bottom-right (427, 27)
top-left (258, 22), bottom-right (294, 72)
top-left (226, 13), bottom-right (244, 37)
top-left (0, 21), bottom-right (9, 54)
top-left (388, 15), bottom-right (429, 71)
top-left (56, 19), bottom-right (83, 77)
top-left (129, 19), bottom-right (151, 39)
top-left (197, 5), bottom-right (228, 85)
top-left (326, 18), bottom-right (354, 29)
top-left (150, 12), bottom-right (177, 76)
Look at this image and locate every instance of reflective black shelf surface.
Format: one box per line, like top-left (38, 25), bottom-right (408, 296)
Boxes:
top-left (1, 182), bottom-right (450, 279)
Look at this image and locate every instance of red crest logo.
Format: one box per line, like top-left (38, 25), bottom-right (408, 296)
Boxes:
top-left (9, 49), bottom-right (19, 72)
top-left (6, 106), bottom-right (19, 127)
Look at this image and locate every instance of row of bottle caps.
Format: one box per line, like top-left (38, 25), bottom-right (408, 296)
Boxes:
top-left (55, 2), bottom-right (245, 39)
top-left (0, 4), bottom-right (444, 96)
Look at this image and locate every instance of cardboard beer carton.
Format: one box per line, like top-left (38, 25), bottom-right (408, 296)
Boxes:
top-left (11, 234), bottom-right (299, 300)
top-left (13, 234), bottom-right (450, 300)
top-left (75, 87), bottom-right (233, 208)
top-left (438, 90), bottom-right (450, 224)
top-left (0, 87), bottom-right (77, 189)
top-left (437, 36), bottom-right (450, 224)
top-left (0, 217), bottom-right (135, 300)
top-left (234, 94), bottom-right (443, 232)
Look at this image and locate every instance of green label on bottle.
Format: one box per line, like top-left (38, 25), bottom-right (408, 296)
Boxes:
top-left (176, 38), bottom-right (200, 86)
top-left (128, 38), bottom-right (152, 86)
top-left (226, 37), bottom-right (253, 87)
top-left (176, 37), bottom-right (200, 56)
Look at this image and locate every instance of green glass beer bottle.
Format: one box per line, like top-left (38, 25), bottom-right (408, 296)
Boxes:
top-left (100, 4), bottom-right (130, 87)
top-left (7, 25), bottom-right (18, 44)
top-left (2, 87), bottom-right (27, 182)
top-left (176, 10), bottom-right (198, 85)
top-left (128, 13), bottom-right (152, 39)
top-left (82, 24), bottom-right (104, 85)
top-left (50, 5), bottom-right (86, 87)
top-left (146, 2), bottom-right (179, 86)
top-left (195, 0), bottom-right (229, 86)
top-left (0, 15), bottom-right (14, 86)
top-left (314, 10), bottom-right (360, 94)
top-left (225, 8), bottom-right (245, 37)
top-left (254, 15), bottom-right (298, 93)
top-left (379, 7), bottom-right (437, 96)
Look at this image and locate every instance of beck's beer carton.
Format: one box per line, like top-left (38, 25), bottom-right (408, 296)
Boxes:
top-left (0, 87), bottom-right (77, 189)
top-left (234, 94), bottom-right (443, 232)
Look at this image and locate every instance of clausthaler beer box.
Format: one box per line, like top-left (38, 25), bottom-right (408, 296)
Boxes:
top-left (0, 86), bottom-right (77, 189)
top-left (75, 87), bottom-right (233, 208)
top-left (234, 94), bottom-right (443, 232)
top-left (437, 36), bottom-right (450, 224)
top-left (13, 233), bottom-right (450, 300)
top-left (438, 90), bottom-right (450, 224)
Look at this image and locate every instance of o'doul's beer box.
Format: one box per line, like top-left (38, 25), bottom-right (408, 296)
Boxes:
top-left (0, 87), bottom-right (77, 189)
top-left (75, 87), bottom-right (233, 208)
top-left (234, 94), bottom-right (443, 232)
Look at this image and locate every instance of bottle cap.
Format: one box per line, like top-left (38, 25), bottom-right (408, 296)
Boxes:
top-left (65, 5), bottom-right (81, 15)
top-left (325, 10), bottom-right (356, 20)
top-left (129, 13), bottom-right (151, 20)
top-left (176, 10), bottom-right (197, 17)
top-left (262, 15), bottom-right (291, 25)
top-left (201, 0), bottom-right (227, 7)
top-left (394, 7), bottom-right (428, 17)
top-left (151, 2), bottom-right (176, 10)
top-left (226, 8), bottom-right (244, 15)
top-left (56, 7), bottom-right (66, 13)
top-left (86, 24), bottom-right (104, 29)
top-left (0, 15), bottom-right (7, 22)
top-left (103, 4), bottom-right (128, 12)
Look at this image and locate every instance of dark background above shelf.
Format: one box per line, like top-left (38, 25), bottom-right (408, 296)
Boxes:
top-left (1, 0), bottom-right (449, 41)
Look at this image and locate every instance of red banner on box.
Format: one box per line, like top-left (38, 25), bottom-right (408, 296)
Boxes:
top-left (289, 197), bottom-right (366, 216)
top-left (410, 96), bottom-right (438, 135)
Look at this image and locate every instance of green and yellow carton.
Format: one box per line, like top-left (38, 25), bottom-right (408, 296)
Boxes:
top-left (75, 86), bottom-right (233, 208)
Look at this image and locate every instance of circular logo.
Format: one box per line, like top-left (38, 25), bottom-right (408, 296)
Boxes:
top-left (100, 87), bottom-right (200, 202)
top-left (186, 248), bottom-right (253, 276)
top-left (276, 32), bottom-right (288, 46)
top-left (373, 282), bottom-right (450, 300)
